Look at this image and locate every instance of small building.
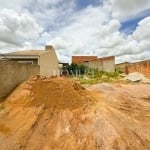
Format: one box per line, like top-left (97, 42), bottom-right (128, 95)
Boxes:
top-left (1, 45), bottom-right (59, 76)
top-left (72, 55), bottom-right (115, 72)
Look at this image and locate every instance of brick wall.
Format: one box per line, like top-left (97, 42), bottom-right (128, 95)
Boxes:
top-left (127, 61), bottom-right (150, 77)
top-left (72, 56), bottom-right (97, 64)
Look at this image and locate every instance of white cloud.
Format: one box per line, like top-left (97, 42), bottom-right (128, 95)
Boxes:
top-left (0, 9), bottom-right (43, 49)
top-left (47, 37), bottom-right (70, 50)
top-left (24, 0), bottom-right (76, 29)
top-left (97, 16), bottom-right (150, 62)
top-left (0, 0), bottom-right (149, 63)
top-left (110, 0), bottom-right (150, 20)
top-left (40, 0), bottom-right (149, 63)
top-left (46, 5), bottom-right (111, 62)
top-left (116, 50), bottom-right (150, 63)
top-left (133, 17), bottom-right (150, 41)
top-left (0, 0), bottom-right (25, 10)
top-left (56, 51), bottom-right (71, 63)
top-left (0, 0), bottom-right (64, 10)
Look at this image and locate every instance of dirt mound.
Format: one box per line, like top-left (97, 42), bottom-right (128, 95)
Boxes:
top-left (6, 76), bottom-right (96, 110)
top-left (0, 79), bottom-right (150, 150)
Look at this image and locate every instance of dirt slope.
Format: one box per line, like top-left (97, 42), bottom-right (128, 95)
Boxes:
top-left (0, 77), bottom-right (150, 150)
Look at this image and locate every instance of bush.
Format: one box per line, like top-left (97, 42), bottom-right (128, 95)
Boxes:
top-left (66, 63), bottom-right (88, 75)
top-left (65, 64), bottom-right (120, 84)
top-left (78, 69), bottom-right (120, 85)
top-left (84, 68), bottom-right (119, 79)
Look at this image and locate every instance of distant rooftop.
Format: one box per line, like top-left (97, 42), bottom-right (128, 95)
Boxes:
top-left (5, 50), bottom-right (46, 56)
top-left (2, 45), bottom-right (54, 57)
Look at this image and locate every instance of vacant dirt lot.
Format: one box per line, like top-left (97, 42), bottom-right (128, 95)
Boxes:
top-left (0, 77), bottom-right (150, 150)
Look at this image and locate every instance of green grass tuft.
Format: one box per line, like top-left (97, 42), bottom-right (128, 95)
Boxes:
top-left (0, 104), bottom-right (5, 111)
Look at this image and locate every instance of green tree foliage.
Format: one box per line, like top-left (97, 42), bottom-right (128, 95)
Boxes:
top-left (66, 63), bottom-right (87, 75)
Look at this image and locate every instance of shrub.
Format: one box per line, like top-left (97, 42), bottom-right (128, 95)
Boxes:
top-left (66, 63), bottom-right (88, 75)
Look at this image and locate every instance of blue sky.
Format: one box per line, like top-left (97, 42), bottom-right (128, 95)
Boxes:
top-left (0, 0), bottom-right (150, 63)
top-left (120, 9), bottom-right (150, 34)
top-left (76, 0), bottom-right (101, 9)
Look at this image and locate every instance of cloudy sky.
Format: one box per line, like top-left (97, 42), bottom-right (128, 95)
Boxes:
top-left (0, 0), bottom-right (150, 63)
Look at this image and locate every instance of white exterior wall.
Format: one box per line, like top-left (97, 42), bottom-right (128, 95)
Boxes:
top-left (39, 49), bottom-right (59, 76)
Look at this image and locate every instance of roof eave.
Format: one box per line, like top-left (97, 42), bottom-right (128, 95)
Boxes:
top-left (2, 55), bottom-right (40, 59)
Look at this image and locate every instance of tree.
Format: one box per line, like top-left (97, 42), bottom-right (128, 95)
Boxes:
top-left (66, 63), bottom-right (87, 75)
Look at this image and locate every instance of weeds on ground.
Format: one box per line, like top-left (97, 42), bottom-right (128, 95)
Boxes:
top-left (77, 69), bottom-right (120, 85)
top-left (0, 104), bottom-right (5, 111)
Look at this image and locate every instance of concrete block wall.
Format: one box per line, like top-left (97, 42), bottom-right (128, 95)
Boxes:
top-left (85, 61), bottom-right (103, 71)
top-left (83, 56), bottom-right (115, 72)
top-left (83, 59), bottom-right (115, 72)
top-left (115, 63), bottom-right (129, 74)
top-left (103, 60), bottom-right (115, 72)
top-left (0, 60), bottom-right (40, 99)
top-left (72, 56), bottom-right (115, 72)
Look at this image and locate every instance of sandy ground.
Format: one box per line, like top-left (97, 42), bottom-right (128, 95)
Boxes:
top-left (0, 77), bottom-right (150, 150)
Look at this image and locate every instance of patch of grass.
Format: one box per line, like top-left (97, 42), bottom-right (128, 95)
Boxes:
top-left (77, 70), bottom-right (120, 85)
top-left (79, 78), bottom-right (100, 85)
top-left (0, 104), bottom-right (5, 111)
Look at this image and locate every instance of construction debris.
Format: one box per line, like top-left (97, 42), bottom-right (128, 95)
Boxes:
top-left (124, 72), bottom-right (150, 82)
